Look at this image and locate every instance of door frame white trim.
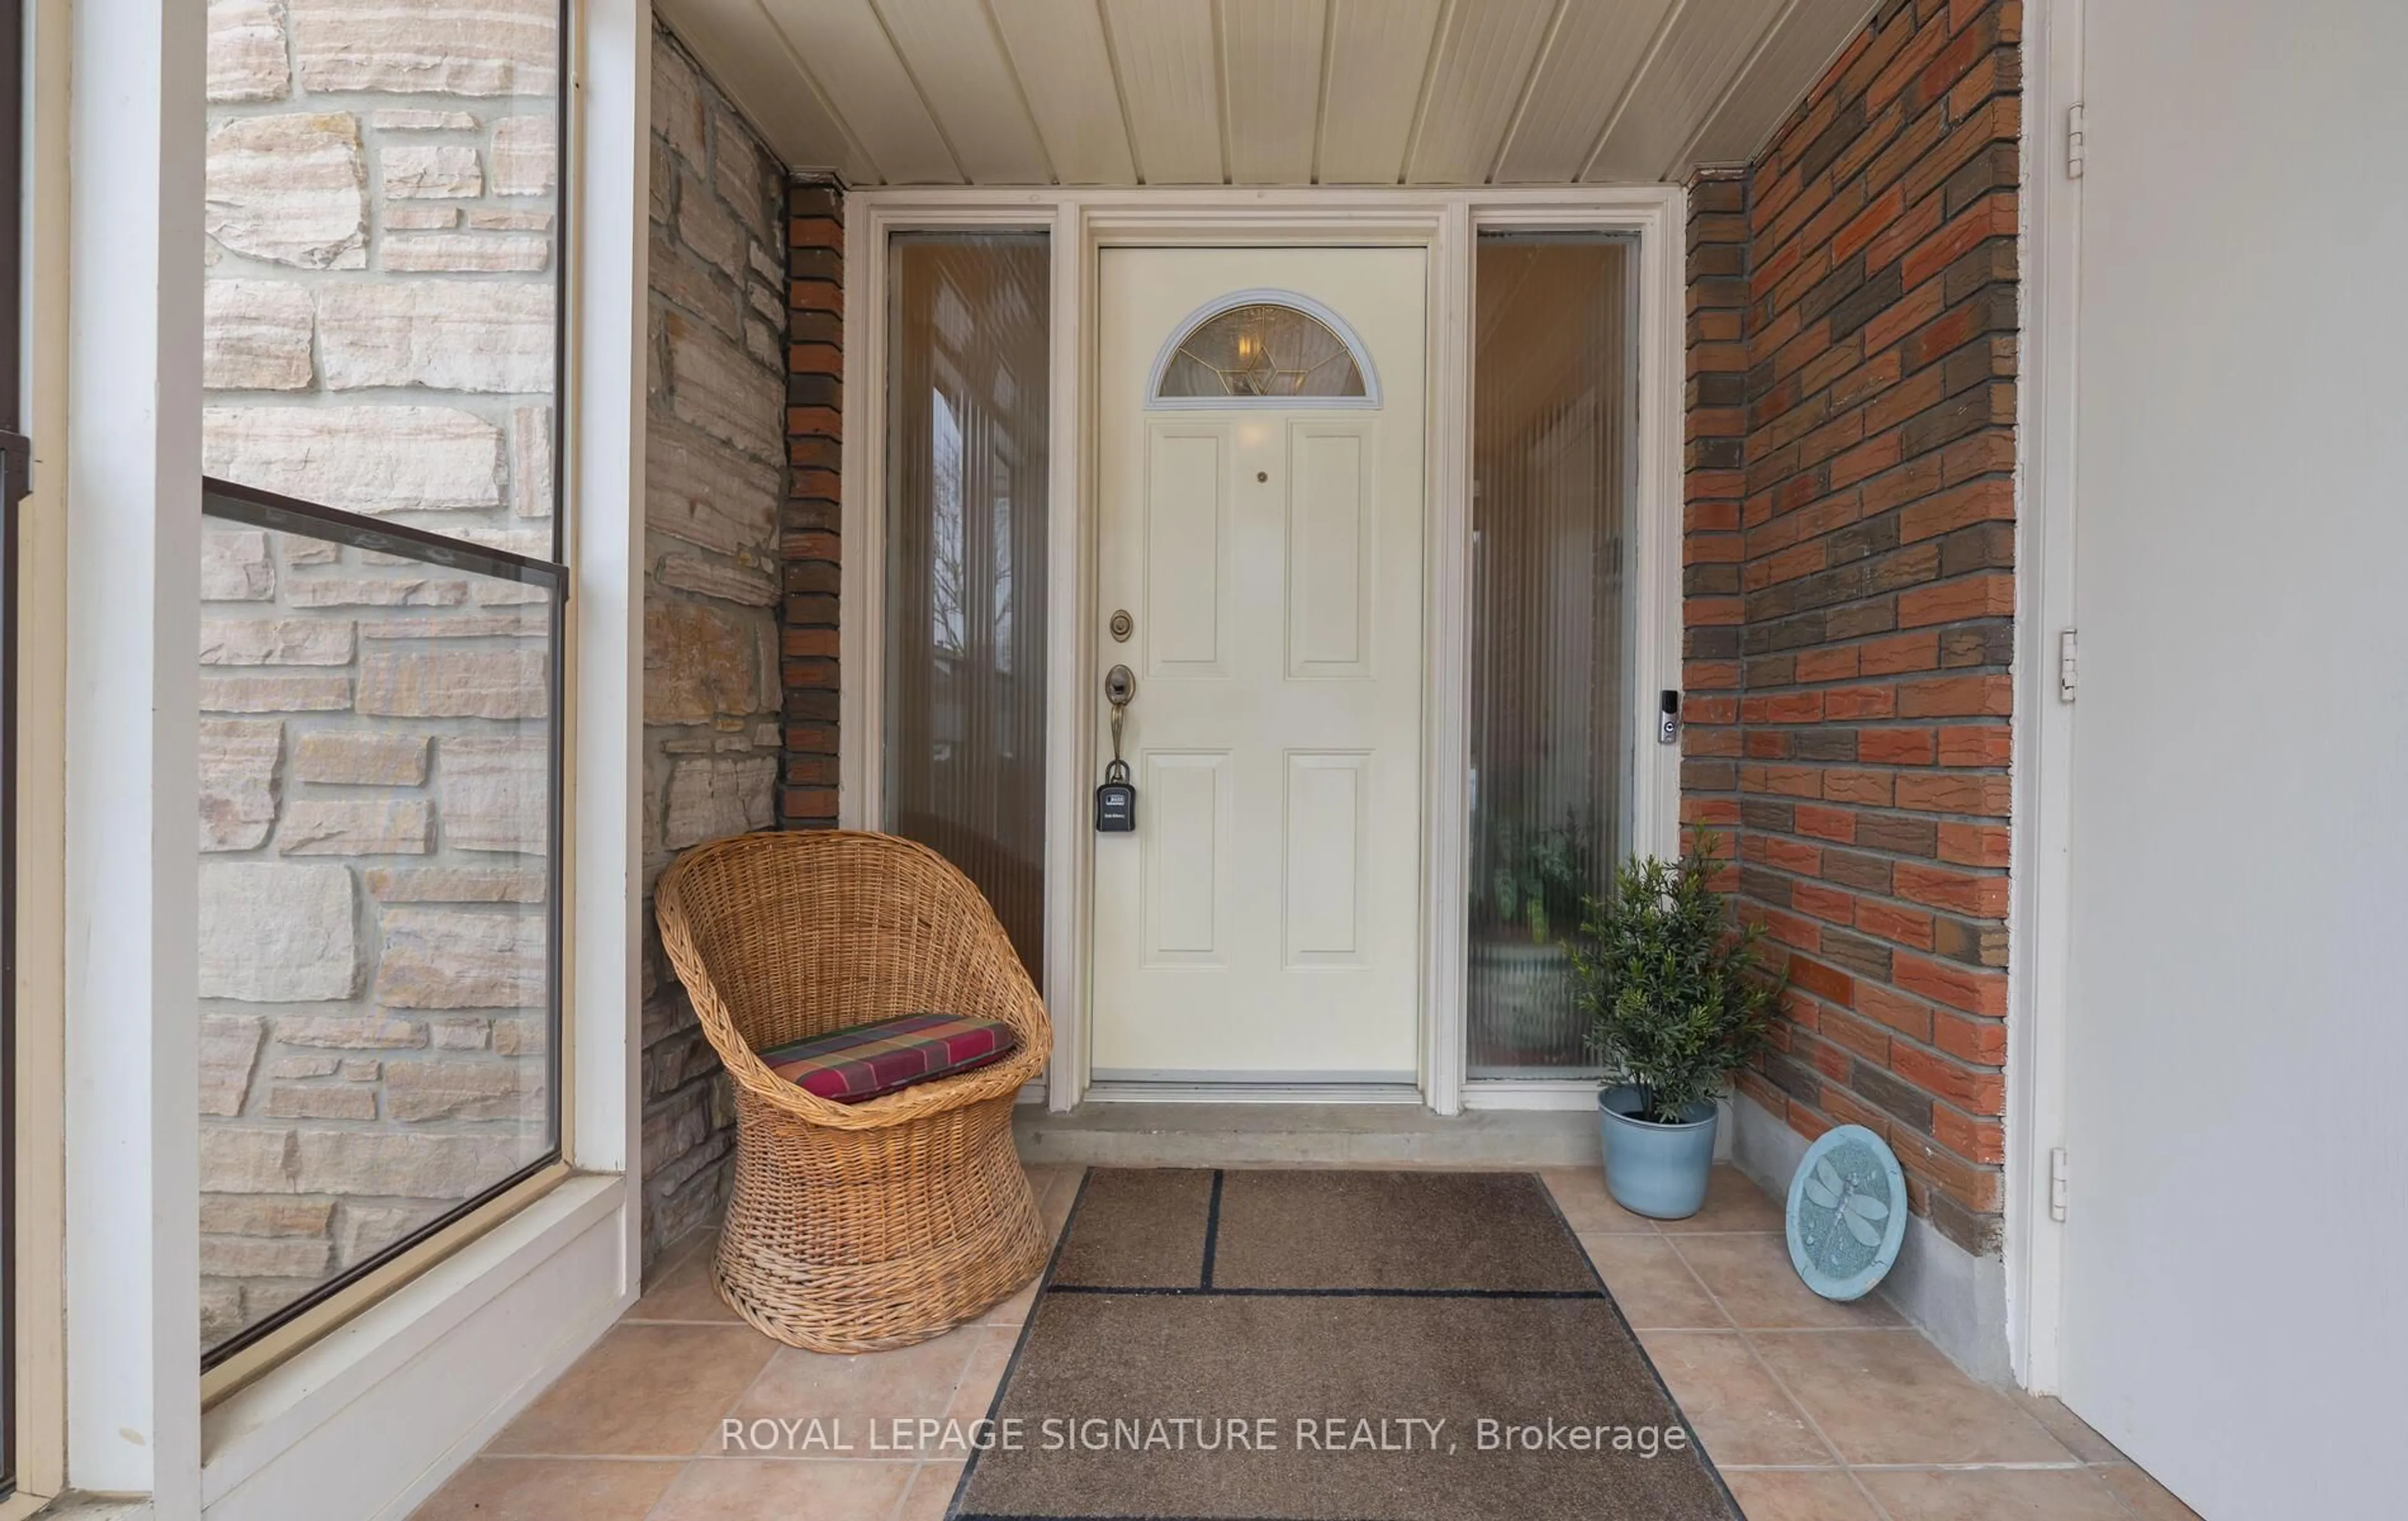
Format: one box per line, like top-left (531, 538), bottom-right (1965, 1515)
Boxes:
top-left (2007, 0), bottom-right (2084, 1394)
top-left (838, 186), bottom-right (1686, 1118)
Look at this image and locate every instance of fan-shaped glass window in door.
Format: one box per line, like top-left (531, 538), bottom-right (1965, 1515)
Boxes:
top-left (1150, 292), bottom-right (1376, 406)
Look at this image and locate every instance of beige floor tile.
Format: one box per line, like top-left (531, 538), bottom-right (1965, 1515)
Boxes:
top-left (1719, 1468), bottom-right (1881, 1520)
top-left (1541, 1166), bottom-right (1660, 1232)
top-left (943, 1323), bottom-right (1020, 1421)
top-left (1580, 1233), bottom-right (1729, 1328)
top-left (981, 1273), bottom-right (1040, 1327)
top-left (1654, 1167), bottom-right (1789, 1233)
top-left (627, 1237), bottom-right (741, 1323)
top-left (729, 1323), bottom-right (984, 1451)
top-left (1750, 1330), bottom-right (2076, 1466)
top-left (1632, 1329), bottom-right (1834, 1466)
top-left (487, 1323), bottom-right (778, 1458)
top-left (898, 1459), bottom-right (968, 1520)
top-left (408, 1456), bottom-right (683, 1520)
top-left (1856, 1465), bottom-right (2133, 1520)
top-left (2097, 1462), bottom-right (2205, 1520)
top-left (1667, 1232), bottom-right (1904, 1330)
top-left (646, 1457), bottom-right (917, 1520)
top-left (2012, 1391), bottom-right (2127, 1465)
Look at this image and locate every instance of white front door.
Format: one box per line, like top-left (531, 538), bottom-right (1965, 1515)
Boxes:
top-left (1090, 246), bottom-right (1427, 1084)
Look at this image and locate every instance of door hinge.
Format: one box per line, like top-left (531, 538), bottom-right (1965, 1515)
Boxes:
top-left (2056, 628), bottom-right (2079, 703)
top-left (2066, 103), bottom-right (2086, 179)
top-left (2048, 1147), bottom-right (2069, 1222)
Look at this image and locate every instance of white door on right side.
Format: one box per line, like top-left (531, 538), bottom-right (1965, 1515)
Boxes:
top-left (2053, 2), bottom-right (2408, 1514)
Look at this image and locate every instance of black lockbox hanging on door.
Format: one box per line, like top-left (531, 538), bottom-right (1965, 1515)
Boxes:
top-left (1095, 760), bottom-right (1136, 832)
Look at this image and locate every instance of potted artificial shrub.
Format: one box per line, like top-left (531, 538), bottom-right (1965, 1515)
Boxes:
top-left (1468, 813), bottom-right (1595, 1059)
top-left (1573, 835), bottom-right (1781, 1219)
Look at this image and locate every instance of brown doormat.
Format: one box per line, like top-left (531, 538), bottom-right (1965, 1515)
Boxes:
top-left (949, 1169), bottom-right (1740, 1520)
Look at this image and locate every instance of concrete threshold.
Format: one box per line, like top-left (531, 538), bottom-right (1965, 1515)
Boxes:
top-left (1013, 1102), bottom-right (1603, 1169)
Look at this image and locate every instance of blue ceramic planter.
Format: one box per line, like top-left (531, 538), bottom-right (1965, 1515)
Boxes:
top-left (1598, 1084), bottom-right (1718, 1220)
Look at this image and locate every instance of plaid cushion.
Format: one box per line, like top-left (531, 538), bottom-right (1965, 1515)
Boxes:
top-left (758, 1012), bottom-right (1018, 1104)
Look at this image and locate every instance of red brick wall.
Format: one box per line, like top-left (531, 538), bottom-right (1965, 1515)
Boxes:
top-left (1683, 0), bottom-right (2021, 1256)
top-left (783, 180), bottom-right (842, 827)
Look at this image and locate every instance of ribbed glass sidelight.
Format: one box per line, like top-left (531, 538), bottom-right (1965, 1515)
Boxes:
top-left (1467, 233), bottom-right (1636, 1078)
top-left (884, 233), bottom-right (1051, 983)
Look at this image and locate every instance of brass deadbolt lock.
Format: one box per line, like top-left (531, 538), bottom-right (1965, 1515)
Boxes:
top-left (1109, 608), bottom-right (1134, 642)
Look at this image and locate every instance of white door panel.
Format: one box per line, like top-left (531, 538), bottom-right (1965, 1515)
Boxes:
top-left (2055, 2), bottom-right (2408, 1514)
top-left (1092, 246), bottom-right (1426, 1083)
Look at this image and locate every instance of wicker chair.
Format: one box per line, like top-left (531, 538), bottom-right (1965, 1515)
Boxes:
top-left (653, 829), bottom-right (1052, 1352)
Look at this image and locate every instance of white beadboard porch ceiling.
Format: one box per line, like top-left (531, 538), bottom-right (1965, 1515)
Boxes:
top-left (658, 0), bottom-right (1884, 188)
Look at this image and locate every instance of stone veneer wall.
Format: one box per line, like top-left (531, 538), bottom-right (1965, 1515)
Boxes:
top-left (198, 0), bottom-right (567, 1348)
top-left (635, 28), bottom-right (791, 1268)
top-left (194, 1), bottom-right (791, 1329)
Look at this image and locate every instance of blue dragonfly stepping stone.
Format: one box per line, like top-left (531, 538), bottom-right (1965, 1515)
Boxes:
top-left (1785, 1124), bottom-right (1908, 1301)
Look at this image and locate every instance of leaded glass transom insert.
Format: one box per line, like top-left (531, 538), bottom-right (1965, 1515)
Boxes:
top-left (1153, 296), bottom-right (1371, 402)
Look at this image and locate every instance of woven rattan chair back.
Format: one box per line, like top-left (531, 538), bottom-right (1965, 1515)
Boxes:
top-left (653, 829), bottom-right (1051, 1351)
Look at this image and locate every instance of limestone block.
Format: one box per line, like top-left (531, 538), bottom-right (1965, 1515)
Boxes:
top-left (199, 719), bottom-right (282, 851)
top-left (357, 648), bottom-right (549, 719)
top-left (375, 906), bottom-right (546, 1009)
top-left (663, 309), bottom-right (781, 462)
top-left (198, 863), bottom-right (360, 1002)
top-left (292, 730), bottom-right (430, 786)
top-left (676, 171), bottom-right (741, 279)
top-left (366, 866), bottom-right (546, 902)
top-left (199, 1128), bottom-right (295, 1194)
top-left (712, 125), bottom-right (771, 238)
top-left (203, 529), bottom-right (277, 601)
top-left (383, 142), bottom-right (482, 198)
top-left (206, 113), bottom-right (366, 269)
top-left (650, 38), bottom-right (705, 165)
top-left (648, 228), bottom-right (742, 341)
top-left (201, 617), bottom-right (356, 665)
top-left (359, 611), bottom-right (546, 639)
top-left (201, 1281), bottom-right (246, 1345)
top-left (278, 798), bottom-right (434, 855)
top-left (384, 206), bottom-right (458, 233)
top-left (318, 282), bottom-right (554, 393)
top-left (385, 1058), bottom-right (541, 1121)
top-left (286, 576), bottom-right (475, 608)
top-left (290, 1127), bottom-right (541, 1197)
top-left (468, 208), bottom-right (552, 232)
top-left (643, 425), bottom-right (779, 558)
top-left (381, 232), bottom-right (549, 272)
top-left (290, 0), bottom-right (558, 97)
top-left (493, 1016), bottom-right (544, 1056)
top-left (340, 1059), bottom-right (380, 1081)
top-left (201, 1234), bottom-right (334, 1280)
top-left (489, 114), bottom-right (556, 196)
top-left (272, 1014), bottom-right (425, 1048)
top-left (202, 405), bottom-right (504, 513)
top-left (645, 599), bottom-right (759, 724)
top-left (661, 754), bottom-right (776, 850)
top-left (204, 280), bottom-right (314, 391)
top-left (200, 1195), bottom-right (334, 1237)
top-left (208, 0), bottom-right (291, 102)
top-left (336, 1201), bottom-right (448, 1266)
top-left (201, 1015), bottom-right (265, 1117)
top-left (430, 1018), bottom-right (488, 1049)
top-left (266, 1056), bottom-right (341, 1079)
top-left (512, 405), bottom-right (552, 517)
top-left (436, 734), bottom-right (547, 853)
top-left (374, 109), bottom-right (477, 130)
top-left (654, 552), bottom-right (778, 607)
top-left (263, 1084), bottom-right (378, 1120)
top-left (199, 674), bottom-right (352, 713)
